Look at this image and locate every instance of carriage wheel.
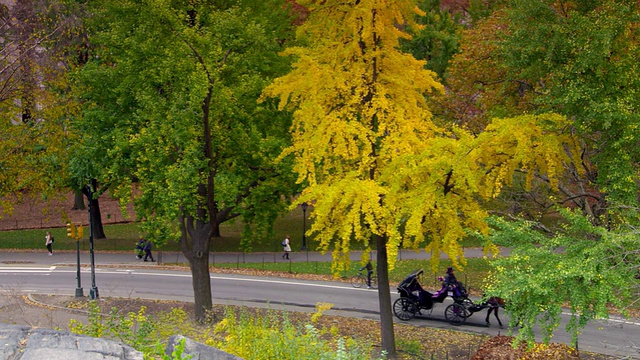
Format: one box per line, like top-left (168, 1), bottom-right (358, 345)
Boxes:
top-left (445, 303), bottom-right (466, 326)
top-left (393, 298), bottom-right (417, 321)
top-left (457, 297), bottom-right (475, 318)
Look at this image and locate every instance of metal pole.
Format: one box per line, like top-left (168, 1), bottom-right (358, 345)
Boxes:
top-left (75, 239), bottom-right (83, 297)
top-left (87, 183), bottom-right (99, 299)
top-left (301, 202), bottom-right (308, 250)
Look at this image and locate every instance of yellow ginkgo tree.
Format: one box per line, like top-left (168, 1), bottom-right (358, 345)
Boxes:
top-left (262, 0), bottom-right (578, 356)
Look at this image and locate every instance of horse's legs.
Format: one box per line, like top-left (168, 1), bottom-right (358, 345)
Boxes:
top-left (485, 305), bottom-right (504, 328)
top-left (494, 306), bottom-right (503, 328)
top-left (485, 307), bottom-right (492, 326)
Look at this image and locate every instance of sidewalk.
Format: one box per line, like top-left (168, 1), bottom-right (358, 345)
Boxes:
top-left (0, 247), bottom-right (508, 267)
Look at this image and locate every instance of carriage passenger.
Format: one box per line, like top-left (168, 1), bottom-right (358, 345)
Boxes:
top-left (407, 274), bottom-right (430, 305)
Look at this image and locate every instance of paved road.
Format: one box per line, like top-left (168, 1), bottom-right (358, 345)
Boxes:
top-left (1, 249), bottom-right (639, 359)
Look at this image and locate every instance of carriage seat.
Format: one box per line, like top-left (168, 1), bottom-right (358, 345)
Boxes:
top-left (398, 277), bottom-right (434, 307)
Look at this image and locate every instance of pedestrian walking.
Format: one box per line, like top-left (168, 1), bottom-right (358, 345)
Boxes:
top-left (135, 237), bottom-right (145, 259)
top-left (45, 231), bottom-right (54, 256)
top-left (143, 239), bottom-right (155, 262)
top-left (281, 235), bottom-right (291, 259)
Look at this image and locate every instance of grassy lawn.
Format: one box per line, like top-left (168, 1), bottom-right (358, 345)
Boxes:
top-left (0, 209), bottom-right (483, 252)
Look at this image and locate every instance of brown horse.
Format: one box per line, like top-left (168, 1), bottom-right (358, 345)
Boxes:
top-left (483, 296), bottom-right (505, 328)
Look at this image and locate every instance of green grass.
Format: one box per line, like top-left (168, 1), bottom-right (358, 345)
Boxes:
top-left (0, 223), bottom-right (177, 252)
top-left (213, 257), bottom-right (494, 291)
top-left (0, 208), bottom-right (483, 252)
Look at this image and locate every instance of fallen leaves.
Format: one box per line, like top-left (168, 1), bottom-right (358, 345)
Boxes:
top-left (471, 335), bottom-right (581, 360)
top-left (20, 294), bottom-right (614, 360)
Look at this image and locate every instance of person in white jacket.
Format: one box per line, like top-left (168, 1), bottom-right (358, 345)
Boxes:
top-left (282, 235), bottom-right (291, 259)
top-left (45, 231), bottom-right (54, 255)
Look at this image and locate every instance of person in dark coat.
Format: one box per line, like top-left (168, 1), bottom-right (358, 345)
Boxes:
top-left (135, 237), bottom-right (145, 259)
top-left (443, 267), bottom-right (467, 297)
top-left (444, 267), bottom-right (458, 287)
top-left (359, 261), bottom-right (374, 288)
top-left (143, 239), bottom-right (155, 262)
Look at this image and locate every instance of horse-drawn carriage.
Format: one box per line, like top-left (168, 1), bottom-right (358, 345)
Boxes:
top-left (392, 269), bottom-right (503, 326)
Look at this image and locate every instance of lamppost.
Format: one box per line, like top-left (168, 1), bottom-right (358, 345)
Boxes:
top-left (86, 182), bottom-right (99, 299)
top-left (301, 202), bottom-right (308, 251)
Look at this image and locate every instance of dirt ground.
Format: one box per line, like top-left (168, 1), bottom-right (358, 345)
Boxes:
top-left (0, 292), bottom-right (482, 359)
top-left (0, 192), bottom-right (135, 231)
top-left (0, 287), bottom-right (614, 360)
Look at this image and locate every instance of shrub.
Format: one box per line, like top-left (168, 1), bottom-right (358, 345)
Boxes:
top-left (211, 304), bottom-right (383, 360)
top-left (68, 301), bottom-right (385, 359)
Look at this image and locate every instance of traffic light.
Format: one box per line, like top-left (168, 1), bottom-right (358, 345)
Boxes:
top-left (76, 224), bottom-right (83, 239)
top-left (66, 222), bottom-right (76, 238)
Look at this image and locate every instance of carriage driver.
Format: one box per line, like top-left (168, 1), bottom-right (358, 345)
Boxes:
top-left (443, 267), bottom-right (458, 287)
top-left (441, 267), bottom-right (468, 298)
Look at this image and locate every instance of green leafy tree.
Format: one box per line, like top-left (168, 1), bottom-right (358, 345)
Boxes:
top-left (492, 0), bottom-right (640, 344)
top-left (484, 209), bottom-right (640, 345)
top-left (72, 0), bottom-right (297, 321)
top-left (500, 0), bottom-right (640, 208)
top-left (263, 0), bottom-right (577, 355)
top-left (442, 0), bottom-right (640, 221)
top-left (401, 0), bottom-right (462, 80)
top-left (436, 0), bottom-right (640, 345)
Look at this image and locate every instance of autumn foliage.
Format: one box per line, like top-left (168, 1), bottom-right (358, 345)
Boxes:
top-left (471, 335), bottom-right (580, 360)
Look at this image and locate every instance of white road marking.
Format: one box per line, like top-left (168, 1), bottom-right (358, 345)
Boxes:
top-left (11, 268), bottom-right (373, 292)
top-left (0, 267), bottom-right (55, 273)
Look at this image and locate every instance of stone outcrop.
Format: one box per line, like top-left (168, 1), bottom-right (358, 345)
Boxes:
top-left (166, 335), bottom-right (243, 360)
top-left (0, 324), bottom-right (142, 360)
top-left (0, 324), bottom-right (242, 360)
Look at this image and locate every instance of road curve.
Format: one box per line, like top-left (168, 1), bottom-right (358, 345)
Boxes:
top-left (0, 265), bottom-right (638, 359)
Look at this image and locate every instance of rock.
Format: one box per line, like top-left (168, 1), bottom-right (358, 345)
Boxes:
top-left (166, 335), bottom-right (243, 360)
top-left (0, 324), bottom-right (240, 360)
top-left (0, 324), bottom-right (143, 360)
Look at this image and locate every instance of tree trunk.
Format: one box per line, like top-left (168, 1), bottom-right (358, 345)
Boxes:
top-left (72, 189), bottom-right (85, 210)
top-left (89, 196), bottom-right (106, 239)
top-left (181, 215), bottom-right (213, 323)
top-left (189, 247), bottom-right (212, 322)
top-left (375, 233), bottom-right (396, 358)
top-left (212, 221), bottom-right (221, 238)
top-left (83, 180), bottom-right (106, 239)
